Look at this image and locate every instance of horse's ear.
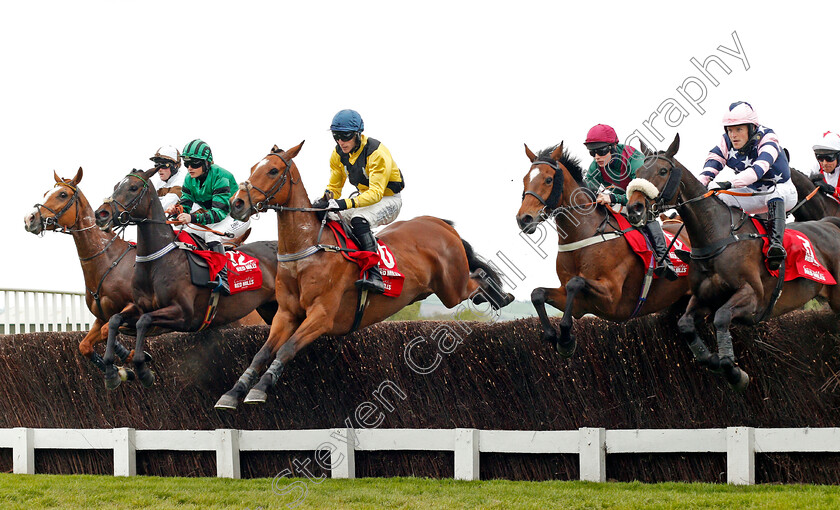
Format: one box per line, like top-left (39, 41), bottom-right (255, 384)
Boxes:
top-left (665, 133), bottom-right (680, 158)
top-left (550, 141), bottom-right (565, 161)
top-left (285, 140), bottom-right (305, 159)
top-left (524, 144), bottom-right (537, 163)
top-left (71, 167), bottom-right (83, 185)
top-left (640, 139), bottom-right (653, 156)
top-left (271, 144), bottom-right (283, 154)
top-left (54, 170), bottom-right (62, 183)
top-left (142, 168), bottom-right (157, 180)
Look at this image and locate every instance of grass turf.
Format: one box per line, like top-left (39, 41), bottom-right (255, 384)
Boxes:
top-left (1, 474), bottom-right (839, 509)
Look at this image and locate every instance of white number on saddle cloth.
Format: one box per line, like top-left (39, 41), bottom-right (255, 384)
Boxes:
top-left (796, 234), bottom-right (819, 266)
top-left (377, 244), bottom-right (396, 269)
top-left (663, 232), bottom-right (685, 251)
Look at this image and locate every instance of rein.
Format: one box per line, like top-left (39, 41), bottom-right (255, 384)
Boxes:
top-left (787, 186), bottom-right (821, 216)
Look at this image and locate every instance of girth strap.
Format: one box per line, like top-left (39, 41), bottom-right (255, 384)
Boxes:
top-left (135, 242), bottom-right (177, 262)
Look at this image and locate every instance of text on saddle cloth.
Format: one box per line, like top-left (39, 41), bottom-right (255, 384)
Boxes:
top-left (326, 221), bottom-right (405, 297)
top-left (608, 210), bottom-right (690, 278)
top-left (175, 230), bottom-right (263, 294)
top-left (750, 219), bottom-right (836, 284)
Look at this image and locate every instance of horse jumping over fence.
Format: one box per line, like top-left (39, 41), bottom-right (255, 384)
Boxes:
top-left (515, 142), bottom-right (692, 357)
top-left (214, 142), bottom-right (514, 410)
top-left (626, 134), bottom-right (840, 391)
top-left (93, 169), bottom-right (280, 389)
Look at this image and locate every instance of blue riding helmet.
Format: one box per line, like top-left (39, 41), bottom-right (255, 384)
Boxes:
top-left (330, 109), bottom-right (364, 133)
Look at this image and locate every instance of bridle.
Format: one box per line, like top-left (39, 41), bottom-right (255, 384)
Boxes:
top-left (33, 182), bottom-right (88, 234)
top-left (238, 152), bottom-right (297, 215)
top-left (638, 154), bottom-right (685, 217)
top-left (101, 173), bottom-right (153, 227)
top-left (521, 158), bottom-right (598, 219)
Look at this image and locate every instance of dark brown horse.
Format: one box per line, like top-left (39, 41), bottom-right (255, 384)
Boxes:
top-left (789, 167), bottom-right (840, 221)
top-left (515, 142), bottom-right (691, 356)
top-left (214, 142), bottom-right (513, 410)
top-left (93, 169), bottom-right (279, 389)
top-left (626, 134), bottom-right (840, 390)
top-left (23, 169), bottom-right (138, 376)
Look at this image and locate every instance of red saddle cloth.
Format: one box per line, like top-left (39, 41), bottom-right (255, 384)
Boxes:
top-left (609, 210), bottom-right (689, 278)
top-left (750, 218), bottom-right (836, 284)
top-left (326, 221), bottom-right (405, 297)
top-left (175, 231), bottom-right (263, 294)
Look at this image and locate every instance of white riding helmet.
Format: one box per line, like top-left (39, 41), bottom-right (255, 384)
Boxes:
top-left (812, 131), bottom-right (840, 154)
top-left (150, 145), bottom-right (182, 167)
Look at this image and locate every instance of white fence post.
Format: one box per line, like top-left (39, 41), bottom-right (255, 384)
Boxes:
top-left (12, 427), bottom-right (34, 474)
top-left (579, 427), bottom-right (606, 482)
top-left (216, 429), bottom-right (241, 479)
top-left (113, 428), bottom-right (136, 476)
top-left (330, 428), bottom-right (355, 479)
top-left (454, 428), bottom-right (480, 480)
top-left (727, 426), bottom-right (755, 485)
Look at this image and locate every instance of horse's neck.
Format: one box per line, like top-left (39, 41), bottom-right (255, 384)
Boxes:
top-left (136, 198), bottom-right (176, 256)
top-left (552, 185), bottom-right (608, 244)
top-left (71, 191), bottom-right (127, 261)
top-left (275, 181), bottom-right (321, 254)
top-left (679, 178), bottom-right (740, 247)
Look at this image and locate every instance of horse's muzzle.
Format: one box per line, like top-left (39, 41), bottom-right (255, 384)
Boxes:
top-left (95, 206), bottom-right (114, 231)
top-left (626, 201), bottom-right (647, 227)
top-left (229, 197), bottom-right (252, 222)
top-left (517, 214), bottom-right (538, 235)
top-left (23, 210), bottom-right (43, 234)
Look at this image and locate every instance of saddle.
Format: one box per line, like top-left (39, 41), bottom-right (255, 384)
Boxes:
top-left (174, 230), bottom-right (263, 294)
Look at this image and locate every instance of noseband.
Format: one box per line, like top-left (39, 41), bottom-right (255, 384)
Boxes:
top-left (238, 152), bottom-right (294, 215)
top-left (33, 182), bottom-right (81, 233)
top-left (102, 173), bottom-right (151, 226)
top-left (640, 154), bottom-right (684, 215)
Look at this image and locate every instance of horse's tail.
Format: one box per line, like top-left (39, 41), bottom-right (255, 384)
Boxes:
top-left (461, 239), bottom-right (514, 311)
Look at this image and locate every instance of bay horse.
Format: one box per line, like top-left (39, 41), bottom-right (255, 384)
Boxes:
top-left (788, 167), bottom-right (840, 221)
top-left (214, 142), bottom-right (514, 410)
top-left (93, 168), bottom-right (280, 389)
top-left (515, 142), bottom-right (691, 356)
top-left (23, 168), bottom-right (139, 376)
top-left (625, 134), bottom-right (840, 391)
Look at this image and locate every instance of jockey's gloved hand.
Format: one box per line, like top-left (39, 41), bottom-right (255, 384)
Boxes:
top-left (811, 174), bottom-right (826, 183)
top-left (312, 197), bottom-right (329, 210)
top-left (327, 198), bottom-right (347, 211)
top-left (818, 181), bottom-right (836, 195)
top-left (715, 181), bottom-right (733, 190)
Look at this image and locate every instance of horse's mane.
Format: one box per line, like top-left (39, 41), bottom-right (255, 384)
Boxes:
top-left (536, 145), bottom-right (585, 183)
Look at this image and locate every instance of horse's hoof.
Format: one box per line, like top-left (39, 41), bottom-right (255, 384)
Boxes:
top-left (541, 327), bottom-right (559, 347)
top-left (215, 394), bottom-right (240, 411)
top-left (707, 353), bottom-right (722, 374)
top-left (244, 388), bottom-right (267, 404)
top-left (138, 370), bottom-right (156, 388)
top-left (732, 369), bottom-right (750, 393)
top-left (118, 367), bottom-right (136, 382)
top-left (556, 337), bottom-right (577, 358)
top-left (104, 374), bottom-right (122, 390)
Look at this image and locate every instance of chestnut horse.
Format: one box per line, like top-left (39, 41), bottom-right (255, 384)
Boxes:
top-left (788, 167), bottom-right (840, 221)
top-left (214, 142), bottom-right (513, 410)
top-left (626, 134), bottom-right (840, 391)
top-left (23, 168), bottom-right (139, 376)
top-left (515, 142), bottom-right (691, 356)
top-left (94, 169), bottom-right (279, 389)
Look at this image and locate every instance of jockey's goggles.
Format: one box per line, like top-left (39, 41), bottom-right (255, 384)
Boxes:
top-left (154, 160), bottom-right (174, 169)
top-left (589, 146), bottom-right (613, 157)
top-left (815, 153), bottom-right (839, 162)
top-left (184, 159), bottom-right (205, 168)
top-left (332, 131), bottom-right (356, 142)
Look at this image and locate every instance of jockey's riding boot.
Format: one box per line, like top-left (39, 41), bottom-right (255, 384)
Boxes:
top-left (207, 241), bottom-right (226, 255)
top-left (645, 220), bottom-right (679, 281)
top-left (207, 241), bottom-right (229, 290)
top-left (351, 218), bottom-right (386, 294)
top-left (766, 199), bottom-right (787, 270)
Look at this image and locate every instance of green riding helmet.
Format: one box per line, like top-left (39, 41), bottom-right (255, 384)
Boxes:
top-left (182, 139), bottom-right (214, 164)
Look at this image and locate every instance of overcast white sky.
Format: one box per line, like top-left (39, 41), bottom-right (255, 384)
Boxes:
top-left (3, 1), bottom-right (838, 301)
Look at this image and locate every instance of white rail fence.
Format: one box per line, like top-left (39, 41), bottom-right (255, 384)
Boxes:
top-left (0, 288), bottom-right (95, 335)
top-left (2, 427), bottom-right (839, 485)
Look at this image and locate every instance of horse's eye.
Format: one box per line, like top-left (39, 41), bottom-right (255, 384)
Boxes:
top-left (545, 177), bottom-right (553, 184)
top-left (659, 167), bottom-right (669, 176)
top-left (268, 167), bottom-right (279, 176)
top-left (129, 184), bottom-right (139, 192)
top-left (59, 192), bottom-right (67, 199)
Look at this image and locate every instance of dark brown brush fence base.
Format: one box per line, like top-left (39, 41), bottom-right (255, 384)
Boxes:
top-left (0, 310), bottom-right (838, 483)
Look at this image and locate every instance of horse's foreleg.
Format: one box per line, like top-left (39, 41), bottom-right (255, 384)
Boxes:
top-left (104, 309), bottom-right (130, 390)
top-left (245, 305), bottom-right (335, 405)
top-left (676, 296), bottom-right (713, 367)
top-left (131, 305), bottom-right (190, 388)
top-left (215, 309), bottom-right (299, 411)
top-left (80, 319), bottom-right (107, 372)
top-left (531, 286), bottom-right (566, 351)
top-left (711, 286), bottom-right (756, 392)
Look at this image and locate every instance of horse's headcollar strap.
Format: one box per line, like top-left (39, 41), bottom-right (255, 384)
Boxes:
top-left (34, 181), bottom-right (80, 232)
top-left (239, 152), bottom-right (294, 214)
